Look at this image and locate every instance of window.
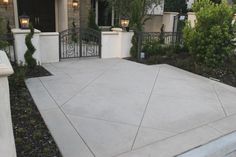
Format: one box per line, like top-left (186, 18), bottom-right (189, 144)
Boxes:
top-left (98, 0), bottom-right (112, 26)
top-left (92, 0), bottom-right (118, 27)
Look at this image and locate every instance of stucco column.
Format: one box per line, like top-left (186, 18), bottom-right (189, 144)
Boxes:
top-left (13, 0), bottom-right (19, 28)
top-left (57, 0), bottom-right (68, 31)
top-left (187, 12), bottom-right (196, 28)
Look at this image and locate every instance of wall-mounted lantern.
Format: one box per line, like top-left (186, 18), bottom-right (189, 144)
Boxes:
top-left (19, 14), bottom-right (30, 29)
top-left (1, 0), bottom-right (9, 9)
top-left (3, 0), bottom-right (9, 5)
top-left (120, 17), bottom-right (130, 32)
top-left (72, 0), bottom-right (79, 10)
top-left (179, 15), bottom-right (186, 21)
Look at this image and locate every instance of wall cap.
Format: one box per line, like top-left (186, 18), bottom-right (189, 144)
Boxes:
top-left (11, 28), bottom-right (41, 34)
top-left (102, 31), bottom-right (119, 35)
top-left (163, 12), bottom-right (179, 15)
top-left (187, 12), bottom-right (196, 15)
top-left (40, 32), bottom-right (59, 36)
top-left (0, 51), bottom-right (14, 77)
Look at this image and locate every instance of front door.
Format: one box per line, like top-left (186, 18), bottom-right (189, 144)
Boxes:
top-left (17, 0), bottom-right (55, 32)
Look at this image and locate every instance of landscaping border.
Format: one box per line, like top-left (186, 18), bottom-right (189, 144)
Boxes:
top-left (9, 65), bottom-right (62, 157)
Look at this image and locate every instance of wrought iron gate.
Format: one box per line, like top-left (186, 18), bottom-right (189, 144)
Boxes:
top-left (59, 27), bottom-right (101, 59)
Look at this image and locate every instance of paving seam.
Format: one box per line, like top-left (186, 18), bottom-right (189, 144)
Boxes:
top-left (113, 116), bottom-right (236, 157)
top-left (207, 124), bottom-right (224, 134)
top-left (211, 82), bottom-right (228, 117)
top-left (67, 114), bottom-right (176, 134)
top-left (38, 78), bottom-right (96, 157)
top-left (60, 60), bottom-right (122, 107)
top-left (130, 65), bottom-right (162, 150)
top-left (48, 63), bottom-right (73, 79)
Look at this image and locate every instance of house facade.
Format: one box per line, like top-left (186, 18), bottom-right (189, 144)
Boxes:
top-left (1, 0), bottom-right (169, 33)
top-left (0, 0), bottom-right (92, 32)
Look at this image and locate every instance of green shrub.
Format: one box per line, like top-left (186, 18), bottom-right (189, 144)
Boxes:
top-left (142, 41), bottom-right (167, 57)
top-left (142, 41), bottom-right (185, 58)
top-left (24, 24), bottom-right (37, 68)
top-left (129, 0), bottom-right (161, 59)
top-left (130, 31), bottom-right (139, 58)
top-left (0, 18), bottom-right (8, 49)
top-left (9, 66), bottom-right (26, 87)
top-left (0, 40), bottom-right (8, 50)
top-left (183, 0), bottom-right (236, 68)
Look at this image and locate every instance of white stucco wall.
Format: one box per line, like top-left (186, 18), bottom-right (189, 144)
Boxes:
top-left (101, 32), bottom-right (120, 58)
top-left (12, 29), bottom-right (41, 65)
top-left (0, 51), bottom-right (16, 157)
top-left (144, 16), bottom-right (163, 32)
top-left (144, 12), bottom-right (179, 32)
top-left (12, 29), bottom-right (60, 65)
top-left (101, 31), bottom-right (133, 59)
top-left (40, 32), bottom-right (59, 63)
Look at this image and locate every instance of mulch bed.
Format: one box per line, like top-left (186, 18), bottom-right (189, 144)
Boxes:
top-left (9, 65), bottom-right (62, 157)
top-left (127, 52), bottom-right (236, 87)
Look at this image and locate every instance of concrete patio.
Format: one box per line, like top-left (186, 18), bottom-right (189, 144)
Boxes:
top-left (25, 58), bottom-right (236, 157)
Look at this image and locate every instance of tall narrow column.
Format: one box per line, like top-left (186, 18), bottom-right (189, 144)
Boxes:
top-left (57, 0), bottom-right (68, 31)
top-left (13, 0), bottom-right (19, 28)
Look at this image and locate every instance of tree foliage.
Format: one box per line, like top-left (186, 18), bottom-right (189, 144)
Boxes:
top-left (108, 0), bottom-right (162, 30)
top-left (108, 0), bottom-right (162, 59)
top-left (24, 24), bottom-right (37, 68)
top-left (183, 0), bottom-right (236, 68)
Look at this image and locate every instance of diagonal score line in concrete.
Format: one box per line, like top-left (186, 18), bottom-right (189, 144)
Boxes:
top-left (47, 59), bottom-right (122, 108)
top-left (211, 82), bottom-right (228, 117)
top-left (38, 78), bottom-right (96, 157)
top-left (131, 65), bottom-right (162, 150)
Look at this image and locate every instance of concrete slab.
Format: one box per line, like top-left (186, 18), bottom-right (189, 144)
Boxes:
top-left (141, 93), bottom-right (225, 133)
top-left (68, 115), bottom-right (138, 157)
top-left (117, 126), bottom-right (221, 157)
top-left (40, 108), bottom-right (94, 157)
top-left (25, 78), bottom-right (58, 111)
top-left (25, 59), bottom-right (236, 157)
top-left (133, 127), bottom-right (175, 149)
top-left (62, 86), bottom-right (150, 125)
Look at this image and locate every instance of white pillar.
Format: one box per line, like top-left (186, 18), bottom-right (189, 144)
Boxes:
top-left (0, 51), bottom-right (16, 157)
top-left (187, 12), bottom-right (196, 28)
